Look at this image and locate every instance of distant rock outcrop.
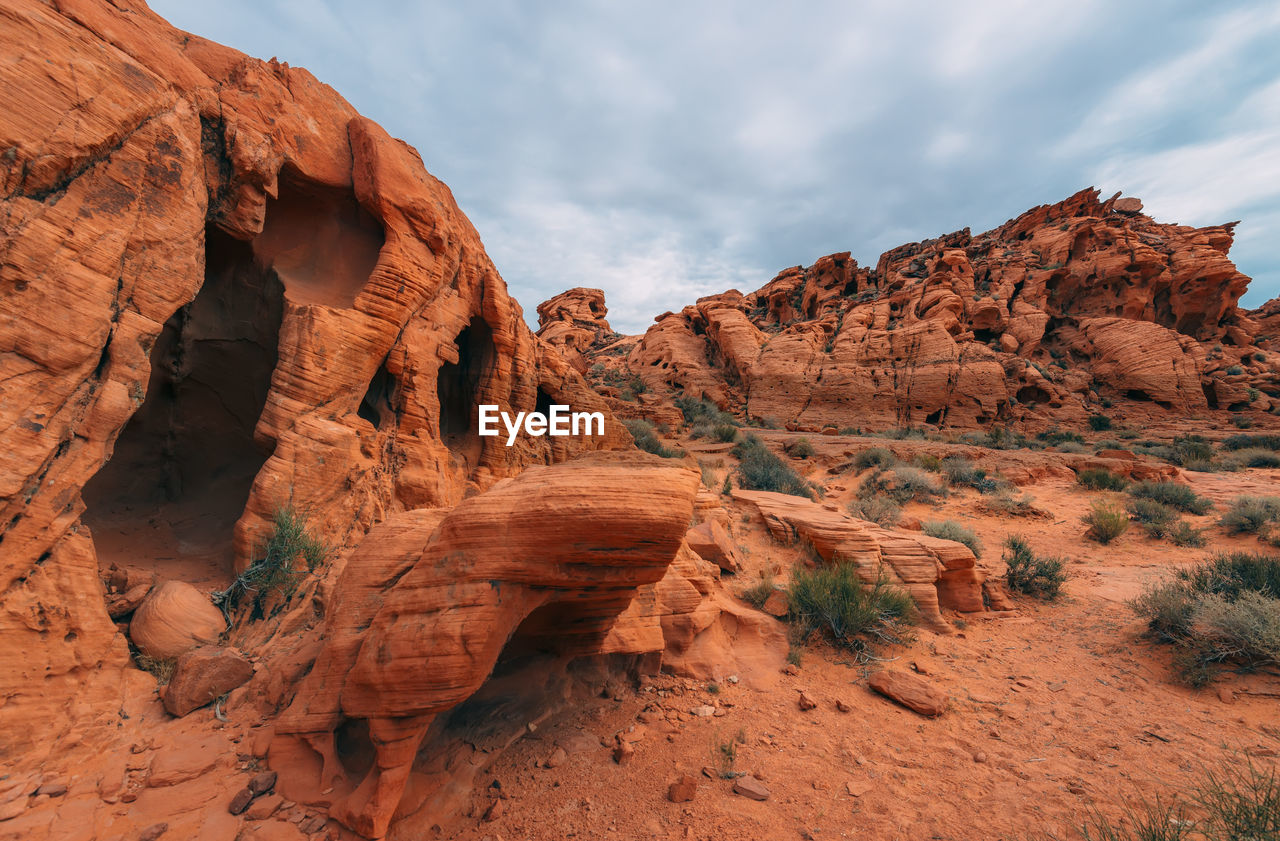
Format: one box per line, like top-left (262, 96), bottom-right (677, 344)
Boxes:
top-left (577, 188), bottom-right (1275, 430)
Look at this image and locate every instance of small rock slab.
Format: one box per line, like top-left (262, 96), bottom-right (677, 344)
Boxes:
top-left (733, 776), bottom-right (770, 801)
top-left (667, 775), bottom-right (698, 803)
top-left (867, 669), bottom-right (948, 717)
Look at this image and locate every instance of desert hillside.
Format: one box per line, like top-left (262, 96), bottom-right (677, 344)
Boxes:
top-left (0, 3), bottom-right (1277, 841)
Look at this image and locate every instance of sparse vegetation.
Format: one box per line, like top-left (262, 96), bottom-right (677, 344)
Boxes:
top-left (1088, 413), bottom-right (1112, 431)
top-left (847, 495), bottom-right (902, 528)
top-left (740, 572), bottom-right (777, 609)
top-left (1131, 551), bottom-right (1280, 686)
top-left (675, 395), bottom-right (738, 428)
top-left (1220, 495), bottom-right (1280, 536)
top-left (1003, 535), bottom-right (1066, 599)
top-left (983, 489), bottom-right (1041, 517)
top-left (623, 418), bottom-right (683, 458)
top-left (1223, 433), bottom-right (1280, 451)
top-left (216, 506), bottom-right (328, 616)
top-left (853, 447), bottom-right (897, 471)
top-left (1127, 498), bottom-right (1178, 538)
top-left (1168, 521), bottom-right (1208, 548)
top-left (941, 457), bottom-right (1005, 493)
top-left (733, 433), bottom-right (813, 498)
top-left (1128, 481), bottom-right (1213, 515)
top-left (1224, 448), bottom-right (1280, 469)
top-left (857, 465), bottom-right (946, 505)
top-left (787, 564), bottom-right (917, 655)
top-left (922, 520), bottom-right (983, 559)
top-left (1077, 468), bottom-right (1128, 492)
top-left (1083, 500), bottom-right (1129, 544)
top-left (786, 437), bottom-right (815, 459)
top-left (134, 653), bottom-right (177, 685)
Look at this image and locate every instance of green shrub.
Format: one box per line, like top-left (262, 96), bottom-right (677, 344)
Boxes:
top-left (1225, 448), bottom-right (1280, 469)
top-left (1168, 521), bottom-right (1207, 547)
top-left (740, 573), bottom-right (777, 610)
top-left (1056, 441), bottom-right (1089, 454)
top-left (787, 564), bottom-right (916, 653)
top-left (713, 423), bottom-right (739, 443)
top-left (941, 457), bottom-right (1005, 493)
top-left (922, 520), bottom-right (983, 559)
top-left (623, 418), bottom-right (683, 458)
top-left (732, 433), bottom-right (812, 498)
top-left (1077, 468), bottom-right (1128, 491)
top-left (1170, 434), bottom-right (1215, 466)
top-left (1223, 433), bottom-right (1280, 451)
top-left (787, 437), bottom-right (815, 459)
top-left (1083, 501), bottom-right (1129, 544)
top-left (1088, 413), bottom-right (1112, 431)
top-left (858, 465), bottom-right (946, 504)
top-left (912, 453), bottom-right (942, 472)
top-left (847, 495), bottom-right (901, 528)
top-left (983, 489), bottom-right (1040, 517)
top-left (1131, 551), bottom-right (1280, 685)
top-left (1003, 535), bottom-right (1066, 599)
top-left (675, 395), bottom-right (738, 428)
top-left (1226, 364), bottom-right (1245, 376)
top-left (853, 447), bottom-right (897, 471)
top-left (1232, 414), bottom-right (1254, 429)
top-left (1126, 498), bottom-right (1178, 537)
top-left (216, 506), bottom-right (327, 616)
top-left (1220, 495), bottom-right (1280, 535)
top-left (1037, 428), bottom-right (1086, 446)
top-left (1128, 481), bottom-right (1213, 515)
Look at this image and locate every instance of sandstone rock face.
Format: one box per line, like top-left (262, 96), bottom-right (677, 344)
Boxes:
top-left (604, 188), bottom-right (1271, 429)
top-left (0, 0), bottom-right (626, 758)
top-left (129, 581), bottom-right (227, 660)
top-left (270, 452), bottom-right (700, 838)
top-left (732, 489), bottom-right (989, 632)
top-left (535, 287), bottom-right (616, 370)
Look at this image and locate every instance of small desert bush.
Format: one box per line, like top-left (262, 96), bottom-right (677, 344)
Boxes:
top-left (1168, 521), bottom-right (1208, 548)
top-left (623, 419), bottom-right (683, 458)
top-left (786, 437), bottom-right (815, 459)
top-left (1128, 481), bottom-right (1213, 515)
top-left (853, 447), bottom-right (897, 471)
top-left (713, 423), bottom-right (739, 443)
top-left (1170, 434), bottom-right (1215, 467)
top-left (1088, 413), bottom-right (1112, 431)
top-left (911, 453), bottom-right (942, 472)
top-left (689, 422), bottom-right (716, 439)
top-left (217, 506), bottom-right (327, 616)
top-left (740, 572), bottom-right (777, 610)
top-left (1083, 500), bottom-right (1129, 544)
top-left (1056, 441), bottom-right (1089, 454)
top-left (1003, 535), bottom-right (1066, 599)
top-left (1077, 468), bottom-right (1128, 492)
top-left (1126, 498), bottom-right (1178, 538)
top-left (941, 457), bottom-right (1003, 493)
top-left (733, 434), bottom-right (812, 498)
top-left (847, 495), bottom-right (901, 528)
top-left (858, 465), bottom-right (946, 504)
top-left (1131, 551), bottom-right (1280, 685)
top-left (1224, 448), bottom-right (1280, 469)
top-left (675, 395), bottom-right (738, 428)
top-left (1223, 433), bottom-right (1280, 451)
top-left (788, 564), bottom-right (916, 653)
top-left (922, 520), bottom-right (983, 559)
top-left (983, 489), bottom-right (1040, 517)
top-left (1066, 757), bottom-right (1279, 841)
top-left (1220, 495), bottom-right (1280, 535)
top-left (134, 653), bottom-right (177, 686)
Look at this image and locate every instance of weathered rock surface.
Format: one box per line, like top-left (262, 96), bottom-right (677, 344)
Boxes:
top-left (130, 581), bottom-right (226, 660)
top-left (535, 287), bottom-right (617, 371)
top-left (270, 452), bottom-right (701, 837)
top-left (732, 490), bottom-right (988, 631)
top-left (576, 188), bottom-right (1274, 431)
top-left (0, 0), bottom-right (626, 761)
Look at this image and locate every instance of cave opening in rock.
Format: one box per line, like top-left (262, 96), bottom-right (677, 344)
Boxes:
top-left (359, 360), bottom-right (397, 430)
top-left (82, 227), bottom-right (284, 588)
top-left (437, 317), bottom-right (496, 464)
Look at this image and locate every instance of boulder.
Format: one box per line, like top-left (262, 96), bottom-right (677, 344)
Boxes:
top-left (130, 582), bottom-right (226, 660)
top-left (685, 520), bottom-right (744, 573)
top-left (867, 670), bottom-right (948, 717)
top-left (163, 646), bottom-right (254, 717)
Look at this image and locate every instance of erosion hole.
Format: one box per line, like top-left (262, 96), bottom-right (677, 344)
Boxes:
top-left (83, 227), bottom-right (283, 587)
top-left (437, 317), bottom-right (496, 464)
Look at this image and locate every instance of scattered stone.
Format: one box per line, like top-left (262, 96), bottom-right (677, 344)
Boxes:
top-left (733, 776), bottom-right (770, 801)
top-left (726, 675), bottom-right (739, 685)
top-left (298, 815), bottom-right (328, 833)
top-left (762, 590), bottom-right (789, 617)
top-left (246, 794), bottom-right (283, 820)
top-left (483, 799), bottom-right (504, 822)
top-left (973, 752), bottom-right (987, 764)
top-left (845, 780), bottom-right (870, 797)
top-left (797, 692), bottom-right (817, 711)
top-left (783, 664), bottom-right (799, 676)
top-left (667, 775), bottom-right (698, 803)
top-left (690, 705), bottom-right (715, 717)
top-left (249, 771), bottom-right (278, 796)
top-left (163, 646), bottom-right (255, 717)
top-left (835, 699), bottom-right (851, 713)
top-left (867, 670), bottom-right (948, 717)
top-left (229, 787), bottom-right (255, 815)
top-left (612, 739), bottom-right (634, 765)
top-left (910, 660), bottom-right (932, 676)
top-left (1217, 686), bottom-right (1236, 705)
top-left (701, 766), bottom-right (716, 779)
top-left (543, 747), bottom-right (567, 769)
top-left (138, 823), bottom-right (169, 841)
top-left (34, 782), bottom-right (67, 798)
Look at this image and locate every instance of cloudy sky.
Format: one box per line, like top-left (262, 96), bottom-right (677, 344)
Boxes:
top-left (152, 1), bottom-right (1280, 333)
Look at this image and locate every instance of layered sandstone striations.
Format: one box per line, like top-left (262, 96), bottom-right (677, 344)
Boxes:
top-left (0, 0), bottom-right (627, 762)
top-left (599, 189), bottom-right (1277, 430)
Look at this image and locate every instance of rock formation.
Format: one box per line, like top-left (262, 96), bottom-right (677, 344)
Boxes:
top-left (595, 188), bottom-right (1277, 431)
top-left (0, 0), bottom-right (626, 763)
top-left (535, 287), bottom-right (617, 371)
